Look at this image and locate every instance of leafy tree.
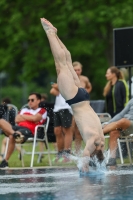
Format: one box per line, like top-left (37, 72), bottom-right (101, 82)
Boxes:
top-left (0, 0), bottom-right (133, 99)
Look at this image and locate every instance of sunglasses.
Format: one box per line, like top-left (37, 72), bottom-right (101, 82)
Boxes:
top-left (27, 99), bottom-right (35, 102)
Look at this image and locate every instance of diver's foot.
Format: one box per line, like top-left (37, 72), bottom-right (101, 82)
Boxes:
top-left (106, 158), bottom-right (117, 167)
top-left (40, 18), bottom-right (57, 33)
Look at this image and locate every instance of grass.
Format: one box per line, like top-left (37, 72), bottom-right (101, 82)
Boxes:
top-left (0, 135), bottom-right (131, 168)
top-left (0, 134), bottom-right (79, 168)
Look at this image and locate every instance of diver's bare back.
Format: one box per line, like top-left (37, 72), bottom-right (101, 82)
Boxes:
top-left (71, 101), bottom-right (104, 142)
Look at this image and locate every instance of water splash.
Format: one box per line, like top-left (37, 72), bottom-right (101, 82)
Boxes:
top-left (68, 152), bottom-right (107, 175)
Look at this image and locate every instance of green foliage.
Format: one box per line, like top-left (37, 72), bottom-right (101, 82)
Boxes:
top-left (0, 0), bottom-right (133, 99)
top-left (0, 81), bottom-right (54, 108)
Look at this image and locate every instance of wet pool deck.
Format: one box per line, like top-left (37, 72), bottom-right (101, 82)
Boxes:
top-left (1, 162), bottom-right (131, 169)
top-left (1, 165), bottom-right (133, 200)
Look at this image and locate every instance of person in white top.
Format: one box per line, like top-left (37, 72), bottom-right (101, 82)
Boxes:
top-left (50, 83), bottom-right (73, 162)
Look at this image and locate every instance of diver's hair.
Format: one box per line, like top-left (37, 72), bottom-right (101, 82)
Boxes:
top-left (103, 66), bottom-right (124, 97)
top-left (72, 61), bottom-right (83, 68)
top-left (91, 149), bottom-right (104, 163)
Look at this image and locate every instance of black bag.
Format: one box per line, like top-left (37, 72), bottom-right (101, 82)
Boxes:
top-left (39, 102), bottom-right (56, 142)
top-left (0, 104), bottom-right (8, 119)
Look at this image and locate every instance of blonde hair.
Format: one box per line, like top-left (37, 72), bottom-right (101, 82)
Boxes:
top-left (103, 66), bottom-right (124, 97)
top-left (72, 61), bottom-right (83, 68)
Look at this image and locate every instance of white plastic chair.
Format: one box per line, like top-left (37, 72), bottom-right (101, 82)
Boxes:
top-left (97, 112), bottom-right (111, 123)
top-left (21, 116), bottom-right (53, 167)
top-left (117, 134), bottom-right (133, 165)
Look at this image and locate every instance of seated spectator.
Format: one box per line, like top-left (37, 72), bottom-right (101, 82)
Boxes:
top-left (0, 97), bottom-right (21, 161)
top-left (0, 92), bottom-right (47, 168)
top-left (103, 98), bottom-right (133, 167)
top-left (50, 83), bottom-right (74, 162)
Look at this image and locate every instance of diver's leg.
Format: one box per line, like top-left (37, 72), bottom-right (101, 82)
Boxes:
top-left (56, 36), bottom-right (81, 87)
top-left (40, 18), bottom-right (78, 100)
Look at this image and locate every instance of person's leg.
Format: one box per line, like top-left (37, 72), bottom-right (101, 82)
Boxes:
top-left (4, 126), bottom-right (32, 162)
top-left (53, 111), bottom-right (64, 156)
top-left (103, 118), bottom-right (131, 134)
top-left (0, 119), bottom-right (16, 161)
top-left (4, 134), bottom-right (16, 161)
top-left (109, 130), bottom-right (120, 158)
top-left (62, 126), bottom-right (73, 152)
top-left (106, 130), bottom-right (120, 167)
top-left (0, 119), bottom-right (23, 165)
top-left (54, 126), bottom-right (64, 152)
top-left (56, 36), bottom-right (81, 88)
top-left (0, 135), bottom-right (22, 167)
top-left (59, 110), bottom-right (73, 154)
top-left (40, 18), bottom-right (78, 100)
top-left (1, 137), bottom-right (7, 154)
top-left (0, 119), bottom-right (15, 136)
top-left (0, 137), bottom-right (7, 161)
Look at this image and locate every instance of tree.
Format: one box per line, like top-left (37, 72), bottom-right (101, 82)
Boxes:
top-left (0, 0), bottom-right (133, 99)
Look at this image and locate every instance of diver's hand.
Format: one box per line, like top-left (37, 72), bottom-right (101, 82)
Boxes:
top-left (79, 156), bottom-right (89, 173)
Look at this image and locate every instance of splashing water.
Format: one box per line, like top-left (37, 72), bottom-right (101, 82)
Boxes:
top-left (68, 151), bottom-right (107, 175)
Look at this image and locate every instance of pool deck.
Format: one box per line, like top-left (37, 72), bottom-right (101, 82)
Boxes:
top-left (0, 163), bottom-right (132, 170)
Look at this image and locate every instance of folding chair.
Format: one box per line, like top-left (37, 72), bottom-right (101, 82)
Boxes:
top-left (21, 116), bottom-right (52, 167)
top-left (97, 112), bottom-right (111, 123)
top-left (90, 100), bottom-right (105, 113)
top-left (117, 134), bottom-right (133, 165)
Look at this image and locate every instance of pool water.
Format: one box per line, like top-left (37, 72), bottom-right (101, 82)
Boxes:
top-left (0, 166), bottom-right (133, 200)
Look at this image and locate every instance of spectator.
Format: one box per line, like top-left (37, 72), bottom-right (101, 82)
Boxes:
top-left (103, 66), bottom-right (129, 118)
top-left (73, 61), bottom-right (92, 94)
top-left (0, 92), bottom-right (47, 168)
top-left (103, 98), bottom-right (133, 166)
top-left (0, 97), bottom-right (21, 161)
top-left (103, 66), bottom-right (129, 157)
top-left (50, 83), bottom-right (74, 162)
